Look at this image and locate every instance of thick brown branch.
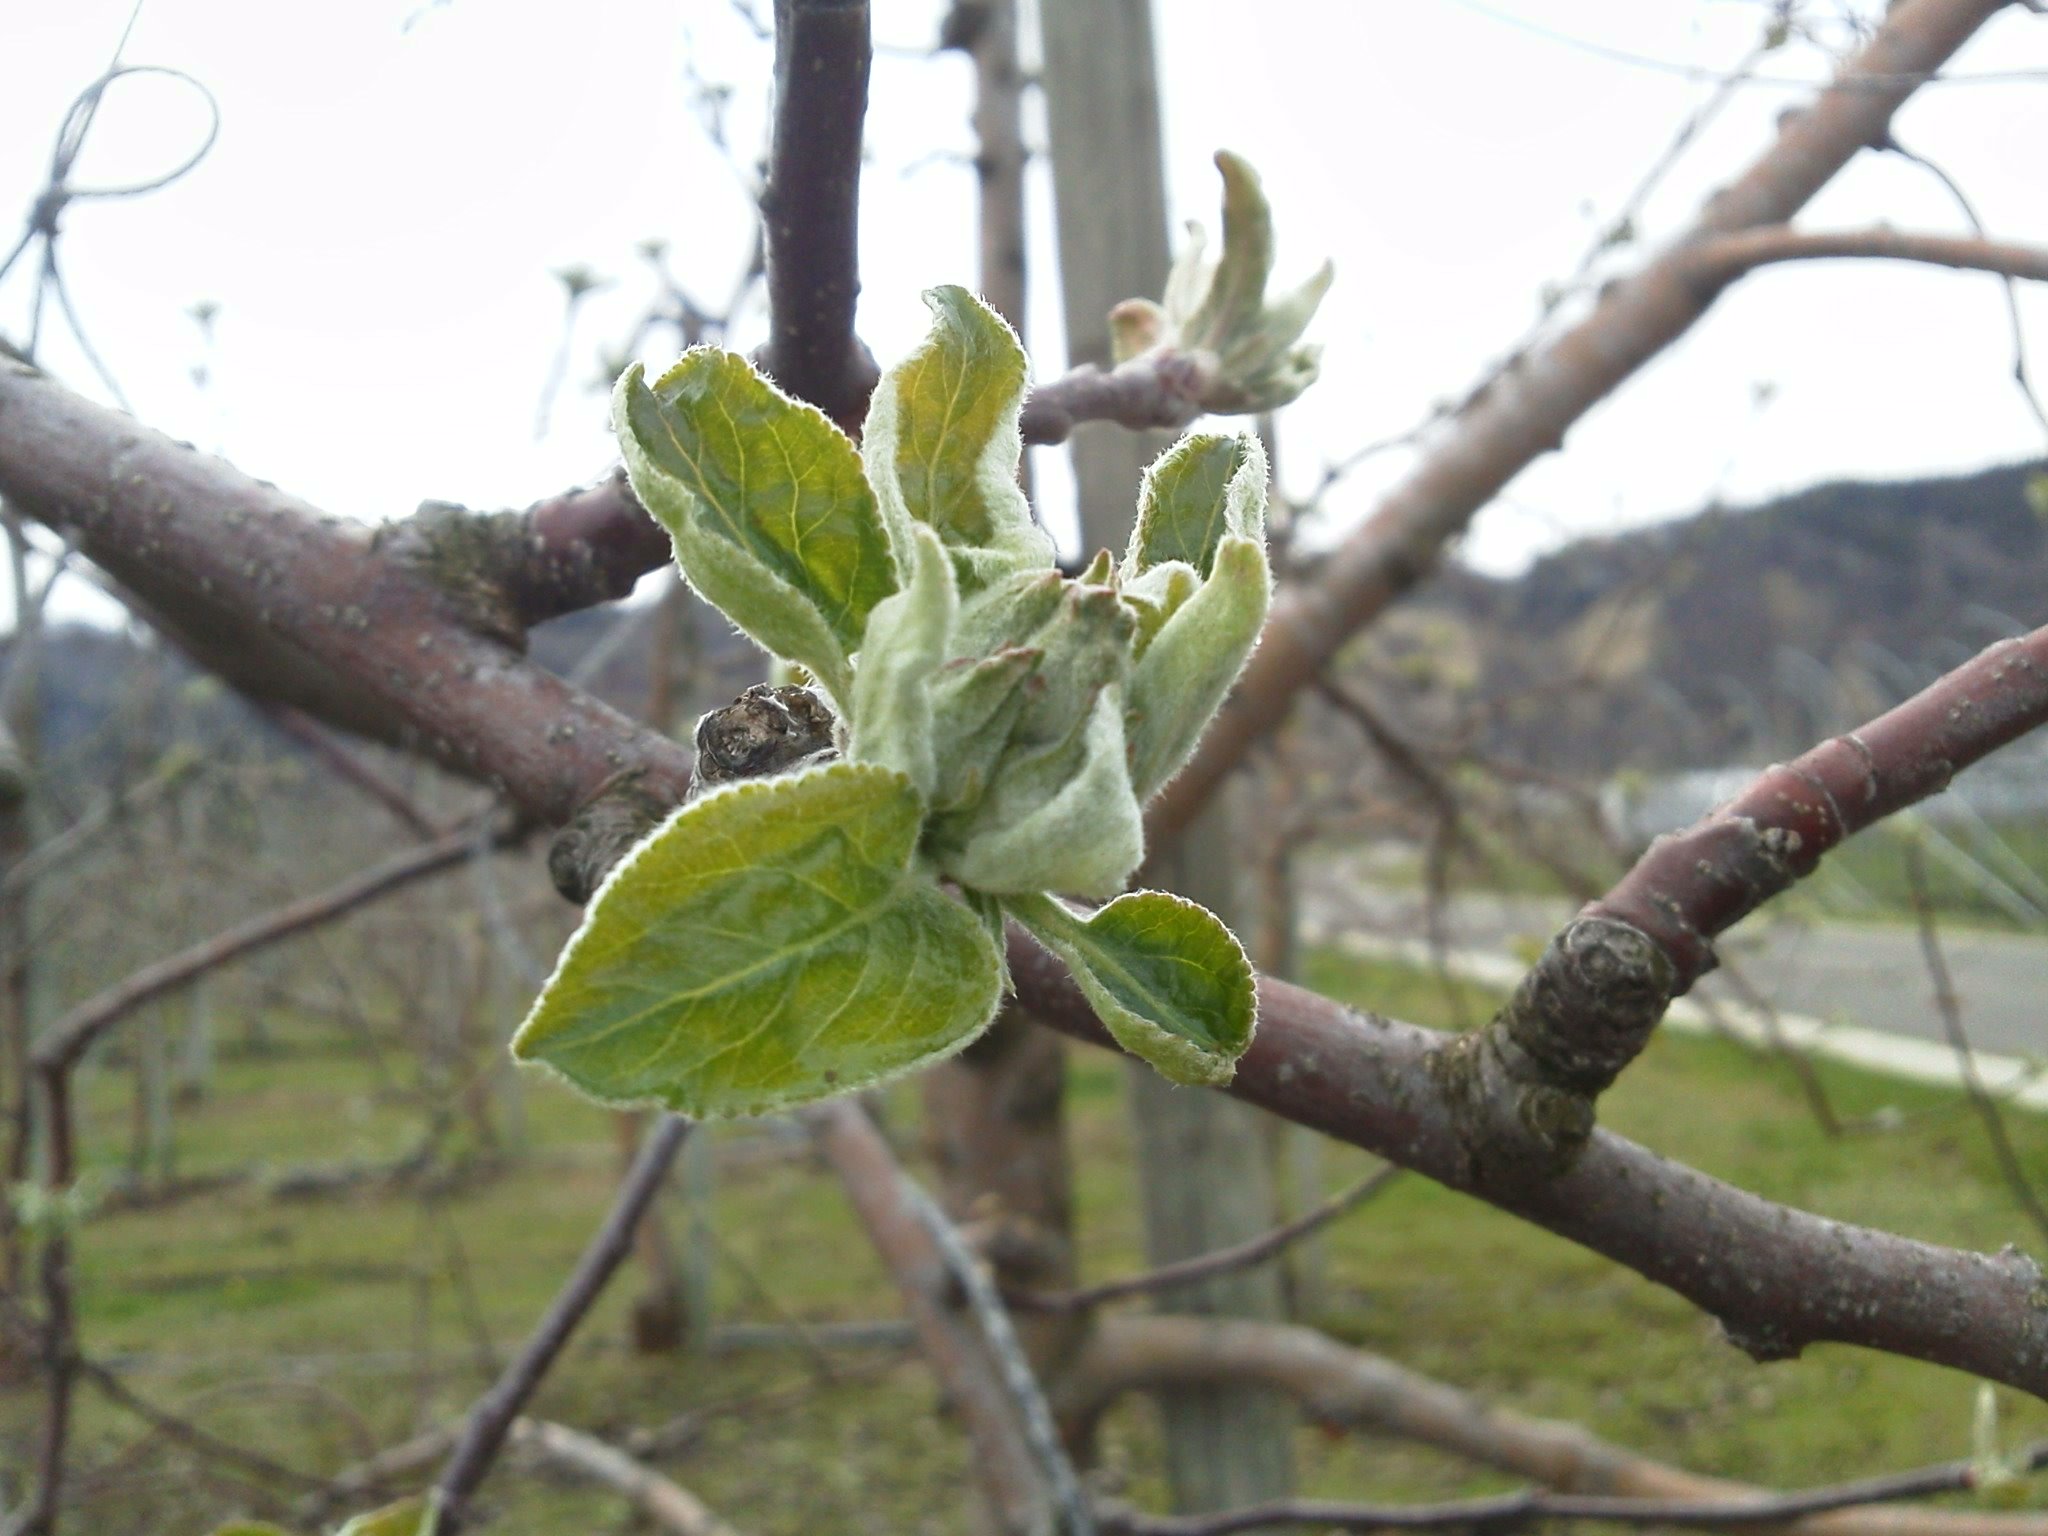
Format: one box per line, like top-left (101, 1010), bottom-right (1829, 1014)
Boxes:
top-left (1434, 627), bottom-right (2048, 1169)
top-left (1146, 0), bottom-right (2016, 848)
top-left (1066, 1316), bottom-right (2048, 1536)
top-left (1589, 630), bottom-right (2048, 989)
top-left (377, 474), bottom-right (671, 638)
top-left (1442, 626), bottom-right (2048, 1160)
top-left (1007, 938), bottom-right (2048, 1393)
top-left (759, 0), bottom-right (877, 431)
top-left (0, 356), bottom-right (694, 817)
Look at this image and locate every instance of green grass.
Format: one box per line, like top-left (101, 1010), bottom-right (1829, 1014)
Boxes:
top-left (12, 954), bottom-right (2048, 1534)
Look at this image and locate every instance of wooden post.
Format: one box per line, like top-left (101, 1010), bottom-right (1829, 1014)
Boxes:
top-left (1039, 0), bottom-right (1295, 1507)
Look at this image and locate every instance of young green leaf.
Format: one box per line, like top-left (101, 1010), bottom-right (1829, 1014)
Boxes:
top-left (1123, 152), bottom-right (1331, 417)
top-left (964, 887), bottom-right (1012, 991)
top-left (952, 566), bottom-right (1066, 660)
top-left (513, 762), bottom-right (1003, 1119)
top-left (1183, 149), bottom-right (1276, 346)
top-left (1127, 534), bottom-right (1271, 802)
top-left (926, 581), bottom-right (1145, 898)
top-left (1120, 558), bottom-right (1199, 661)
top-left (1127, 431), bottom-right (1267, 578)
top-left (1005, 889), bottom-right (1256, 1085)
top-left (926, 646), bottom-right (1042, 814)
top-left (862, 286), bottom-right (1054, 593)
top-left (336, 1496), bottom-right (435, 1536)
top-left (1221, 260), bottom-right (1334, 388)
top-left (849, 523), bottom-right (957, 797)
top-left (938, 691), bottom-right (1143, 899)
top-left (615, 351), bottom-right (898, 705)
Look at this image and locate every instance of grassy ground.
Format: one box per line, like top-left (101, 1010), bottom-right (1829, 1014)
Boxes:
top-left (10, 952), bottom-right (2048, 1534)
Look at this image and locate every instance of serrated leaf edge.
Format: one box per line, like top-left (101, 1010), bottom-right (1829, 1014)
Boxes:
top-left (1005, 888), bottom-right (1254, 1086)
top-left (511, 760), bottom-right (1006, 1119)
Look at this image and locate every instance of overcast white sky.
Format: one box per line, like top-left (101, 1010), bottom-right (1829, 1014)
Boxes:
top-left (5, 0), bottom-right (2047, 628)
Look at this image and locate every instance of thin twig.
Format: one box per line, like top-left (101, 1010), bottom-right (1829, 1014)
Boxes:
top-left (1881, 136), bottom-right (2048, 441)
top-left (1709, 954), bottom-right (1843, 1137)
top-left (76, 1356), bottom-right (329, 1495)
top-left (1097, 1439), bottom-right (2048, 1534)
top-left (805, 1098), bottom-right (1055, 1533)
top-left (1684, 225), bottom-right (2048, 291)
top-left (1441, 0), bottom-right (2048, 89)
top-left (429, 1114), bottom-right (691, 1534)
top-left (4, 1066), bottom-right (77, 1536)
top-left (1904, 845), bottom-right (2048, 1246)
top-left (259, 704), bottom-right (446, 840)
top-left (0, 743), bottom-right (199, 902)
top-left (1008, 1165), bottom-right (1399, 1314)
top-left (32, 821), bottom-right (492, 1072)
top-left (502, 1419), bottom-right (739, 1536)
top-left (902, 1173), bottom-right (1095, 1536)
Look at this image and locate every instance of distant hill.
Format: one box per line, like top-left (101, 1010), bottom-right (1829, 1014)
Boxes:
top-left (1366, 459), bottom-right (2048, 775)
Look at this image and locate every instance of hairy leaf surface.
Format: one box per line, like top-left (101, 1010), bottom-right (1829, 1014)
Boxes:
top-left (1006, 890), bottom-right (1256, 1085)
top-left (927, 583), bottom-right (1144, 898)
top-left (863, 286), bottom-right (1053, 592)
top-left (937, 692), bottom-right (1143, 898)
top-left (514, 763), bottom-right (1003, 1119)
top-left (1127, 431), bottom-right (1267, 578)
top-left (616, 352), bottom-right (898, 702)
top-left (849, 523), bottom-right (957, 797)
top-left (1127, 534), bottom-right (1271, 801)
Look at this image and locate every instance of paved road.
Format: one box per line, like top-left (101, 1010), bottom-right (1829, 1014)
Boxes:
top-left (1299, 866), bottom-right (2048, 1059)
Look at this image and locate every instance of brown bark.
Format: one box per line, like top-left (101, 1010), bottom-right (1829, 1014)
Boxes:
top-left (1009, 937), bottom-right (2048, 1393)
top-left (1458, 628), bottom-right (2048, 1173)
top-left (758, 0), bottom-right (877, 433)
top-left (0, 354), bottom-right (694, 823)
